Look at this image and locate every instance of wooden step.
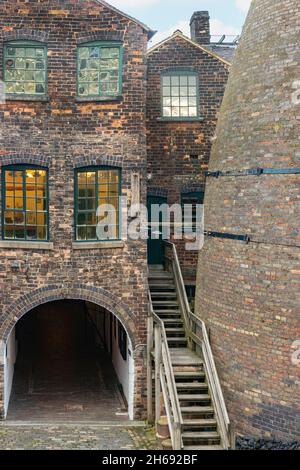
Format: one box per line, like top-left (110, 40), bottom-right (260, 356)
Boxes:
top-left (182, 431), bottom-right (220, 440)
top-left (183, 419), bottom-right (217, 428)
top-left (174, 371), bottom-right (205, 378)
top-left (148, 274), bottom-right (173, 280)
top-left (177, 383), bottom-right (208, 390)
top-left (151, 292), bottom-right (177, 297)
top-left (179, 394), bottom-right (211, 402)
top-left (184, 445), bottom-right (223, 451)
top-left (171, 357), bottom-right (203, 366)
top-left (161, 318), bottom-right (183, 323)
top-left (152, 301), bottom-right (179, 306)
top-left (181, 406), bottom-right (214, 414)
top-left (156, 310), bottom-right (181, 315)
top-left (149, 284), bottom-right (175, 289)
top-left (165, 328), bottom-right (185, 333)
top-left (167, 337), bottom-right (187, 343)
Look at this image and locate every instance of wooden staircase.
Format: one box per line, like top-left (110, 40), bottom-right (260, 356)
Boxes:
top-left (149, 265), bottom-right (223, 450)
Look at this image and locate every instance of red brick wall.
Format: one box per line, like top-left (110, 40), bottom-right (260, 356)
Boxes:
top-left (146, 35), bottom-right (230, 281)
top-left (0, 0), bottom-right (149, 419)
top-left (196, 0), bottom-right (300, 440)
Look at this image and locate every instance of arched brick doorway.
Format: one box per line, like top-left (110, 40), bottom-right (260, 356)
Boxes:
top-left (0, 285), bottom-right (143, 421)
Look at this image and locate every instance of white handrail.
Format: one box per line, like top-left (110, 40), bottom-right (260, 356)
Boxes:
top-left (149, 291), bottom-right (183, 450)
top-left (163, 240), bottom-right (233, 449)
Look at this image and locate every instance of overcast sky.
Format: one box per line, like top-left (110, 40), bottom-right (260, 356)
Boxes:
top-left (108, 0), bottom-right (252, 44)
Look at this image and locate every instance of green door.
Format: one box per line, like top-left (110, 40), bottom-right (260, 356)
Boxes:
top-left (147, 195), bottom-right (167, 265)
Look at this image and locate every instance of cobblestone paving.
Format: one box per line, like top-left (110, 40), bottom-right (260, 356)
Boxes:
top-left (0, 425), bottom-right (162, 450)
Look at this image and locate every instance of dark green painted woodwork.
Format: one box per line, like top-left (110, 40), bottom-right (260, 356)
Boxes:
top-left (147, 195), bottom-right (167, 265)
top-left (1, 165), bottom-right (49, 241)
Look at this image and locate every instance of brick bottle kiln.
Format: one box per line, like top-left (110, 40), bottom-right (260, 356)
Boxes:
top-left (196, 0), bottom-right (300, 440)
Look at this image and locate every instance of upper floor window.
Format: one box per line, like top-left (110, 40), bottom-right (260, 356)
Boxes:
top-left (75, 167), bottom-right (121, 242)
top-left (162, 72), bottom-right (198, 120)
top-left (3, 41), bottom-right (47, 97)
top-left (77, 42), bottom-right (122, 99)
top-left (2, 166), bottom-right (48, 241)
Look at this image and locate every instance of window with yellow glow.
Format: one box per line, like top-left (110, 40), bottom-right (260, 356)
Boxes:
top-left (75, 167), bottom-right (121, 241)
top-left (2, 166), bottom-right (48, 241)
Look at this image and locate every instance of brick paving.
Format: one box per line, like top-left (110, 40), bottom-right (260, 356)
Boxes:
top-left (0, 424), bottom-right (162, 450)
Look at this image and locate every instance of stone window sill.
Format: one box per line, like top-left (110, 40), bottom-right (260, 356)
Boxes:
top-left (72, 241), bottom-right (125, 250)
top-left (0, 241), bottom-right (54, 250)
top-left (76, 96), bottom-right (123, 103)
top-left (4, 94), bottom-right (49, 102)
top-left (157, 116), bottom-right (204, 122)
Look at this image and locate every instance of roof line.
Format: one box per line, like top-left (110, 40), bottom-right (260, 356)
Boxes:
top-left (94, 0), bottom-right (156, 40)
top-left (147, 30), bottom-right (232, 66)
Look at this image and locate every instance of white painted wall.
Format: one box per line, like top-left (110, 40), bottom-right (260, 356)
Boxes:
top-left (85, 302), bottom-right (135, 420)
top-left (109, 316), bottom-right (134, 420)
top-left (4, 327), bottom-right (17, 417)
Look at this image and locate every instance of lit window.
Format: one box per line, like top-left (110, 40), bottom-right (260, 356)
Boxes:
top-left (77, 42), bottom-right (122, 98)
top-left (162, 72), bottom-right (198, 119)
top-left (2, 166), bottom-right (48, 241)
top-left (75, 167), bottom-right (121, 241)
top-left (4, 41), bottom-right (47, 96)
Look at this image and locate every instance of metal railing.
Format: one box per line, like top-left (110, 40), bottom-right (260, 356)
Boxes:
top-left (163, 240), bottom-right (234, 450)
top-left (148, 291), bottom-right (183, 450)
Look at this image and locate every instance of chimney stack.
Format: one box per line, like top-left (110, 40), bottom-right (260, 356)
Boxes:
top-left (190, 11), bottom-right (211, 45)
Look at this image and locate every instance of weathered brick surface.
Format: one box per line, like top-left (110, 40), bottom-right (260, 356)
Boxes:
top-left (0, 0), bottom-right (150, 419)
top-left (196, 0), bottom-right (300, 439)
top-left (147, 33), bottom-right (230, 282)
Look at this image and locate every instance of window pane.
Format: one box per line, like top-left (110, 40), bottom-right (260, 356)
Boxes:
top-left (77, 213), bottom-right (86, 225)
top-left (75, 168), bottom-right (120, 241)
top-left (77, 226), bottom-right (87, 241)
top-left (4, 44), bottom-right (47, 95)
top-left (78, 44), bottom-right (121, 98)
top-left (37, 226), bottom-right (47, 240)
top-left (86, 226), bottom-right (96, 240)
top-left (189, 107), bottom-right (197, 116)
top-left (3, 167), bottom-right (48, 241)
top-left (4, 211), bottom-right (14, 224)
top-left (4, 226), bottom-right (14, 239)
top-left (162, 74), bottom-right (198, 118)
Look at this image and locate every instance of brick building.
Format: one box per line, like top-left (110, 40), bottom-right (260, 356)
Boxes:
top-left (0, 1), bottom-right (234, 424)
top-left (0, 0), bottom-right (155, 421)
top-left (146, 12), bottom-right (233, 296)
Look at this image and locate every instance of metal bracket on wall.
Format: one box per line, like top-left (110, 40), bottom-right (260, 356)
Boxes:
top-left (204, 231), bottom-right (251, 243)
top-left (205, 167), bottom-right (300, 178)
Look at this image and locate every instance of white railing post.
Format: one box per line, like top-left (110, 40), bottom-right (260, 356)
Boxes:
top-left (147, 314), bottom-right (154, 423)
top-left (162, 240), bottom-right (232, 450)
top-left (154, 324), bottom-right (162, 424)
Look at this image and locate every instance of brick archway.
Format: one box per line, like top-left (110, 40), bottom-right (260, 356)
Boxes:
top-left (0, 284), bottom-right (137, 349)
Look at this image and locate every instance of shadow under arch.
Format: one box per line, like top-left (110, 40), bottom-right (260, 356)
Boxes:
top-left (0, 284), bottom-right (137, 349)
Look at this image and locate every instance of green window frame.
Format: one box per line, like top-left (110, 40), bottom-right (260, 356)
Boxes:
top-left (161, 71), bottom-right (199, 120)
top-left (74, 166), bottom-right (121, 242)
top-left (1, 165), bottom-right (49, 241)
top-left (3, 40), bottom-right (47, 97)
top-left (77, 41), bottom-right (123, 99)
top-left (181, 191), bottom-right (204, 233)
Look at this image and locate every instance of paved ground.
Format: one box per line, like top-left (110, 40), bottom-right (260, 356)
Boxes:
top-left (0, 424), bottom-right (162, 450)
